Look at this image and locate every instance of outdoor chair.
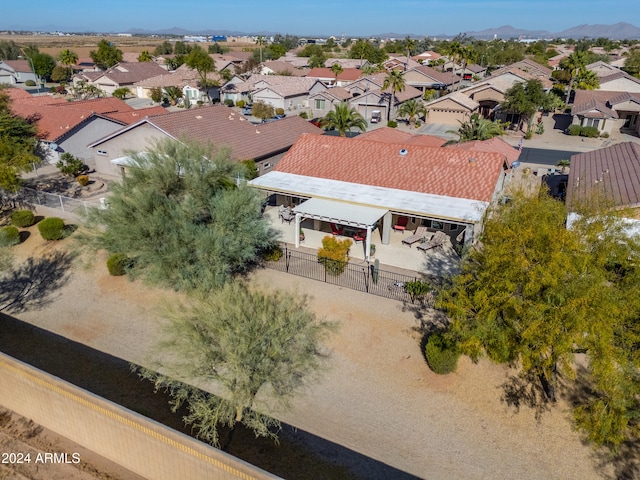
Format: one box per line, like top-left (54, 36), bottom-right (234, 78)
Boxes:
top-left (280, 207), bottom-right (295, 224)
top-left (353, 230), bottom-right (366, 243)
top-left (393, 216), bottom-right (409, 233)
top-left (330, 223), bottom-right (344, 235)
top-left (401, 226), bottom-right (429, 247)
top-left (417, 231), bottom-right (448, 252)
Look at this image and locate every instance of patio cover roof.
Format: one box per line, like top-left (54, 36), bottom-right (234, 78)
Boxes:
top-left (294, 198), bottom-right (388, 228)
top-left (250, 172), bottom-right (488, 223)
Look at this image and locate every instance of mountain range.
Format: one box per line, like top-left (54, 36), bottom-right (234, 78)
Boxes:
top-left (4, 22), bottom-right (640, 40)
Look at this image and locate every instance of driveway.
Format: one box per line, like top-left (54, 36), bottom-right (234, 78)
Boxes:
top-left (416, 123), bottom-right (458, 140)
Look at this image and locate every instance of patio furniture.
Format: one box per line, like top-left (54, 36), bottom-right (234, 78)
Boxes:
top-left (353, 230), bottom-right (366, 243)
top-left (394, 216), bottom-right (409, 233)
top-left (280, 207), bottom-right (295, 224)
top-left (401, 226), bottom-right (429, 247)
top-left (417, 231), bottom-right (448, 251)
top-left (330, 223), bottom-right (344, 235)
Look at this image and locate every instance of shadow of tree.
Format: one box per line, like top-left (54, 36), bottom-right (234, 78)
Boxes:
top-left (0, 251), bottom-right (73, 313)
top-left (500, 370), bottom-right (552, 421)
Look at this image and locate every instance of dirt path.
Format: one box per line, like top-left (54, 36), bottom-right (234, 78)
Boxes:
top-left (5, 225), bottom-right (614, 479)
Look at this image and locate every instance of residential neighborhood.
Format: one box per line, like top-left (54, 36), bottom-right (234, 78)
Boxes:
top-left (2, 21), bottom-right (640, 480)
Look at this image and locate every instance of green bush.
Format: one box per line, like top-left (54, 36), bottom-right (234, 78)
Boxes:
top-left (404, 279), bottom-right (432, 304)
top-left (600, 132), bottom-right (610, 138)
top-left (299, 111), bottom-right (308, 119)
top-left (236, 99), bottom-right (246, 108)
top-left (25, 80), bottom-right (36, 87)
top-left (0, 226), bottom-right (20, 246)
top-left (262, 244), bottom-right (283, 261)
top-left (424, 332), bottom-right (460, 375)
top-left (77, 174), bottom-right (90, 186)
top-left (37, 217), bottom-right (65, 241)
top-left (582, 126), bottom-right (599, 138)
top-left (567, 124), bottom-right (582, 136)
top-left (56, 152), bottom-right (87, 177)
top-left (11, 210), bottom-right (35, 227)
top-left (106, 253), bottom-right (131, 276)
top-left (224, 99), bottom-right (234, 107)
top-left (387, 120), bottom-right (398, 128)
top-left (275, 107), bottom-right (285, 116)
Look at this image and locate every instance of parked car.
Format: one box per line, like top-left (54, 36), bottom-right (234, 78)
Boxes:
top-left (242, 104), bottom-right (253, 115)
top-left (370, 110), bottom-right (382, 124)
top-left (273, 113), bottom-right (286, 119)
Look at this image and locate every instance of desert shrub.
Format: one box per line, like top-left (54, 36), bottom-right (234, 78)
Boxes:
top-left (387, 120), bottom-right (398, 128)
top-left (276, 107), bottom-right (285, 116)
top-left (299, 111), bottom-right (308, 119)
top-left (424, 332), bottom-right (460, 375)
top-left (236, 99), bottom-right (246, 108)
top-left (11, 210), bottom-right (35, 227)
top-left (414, 120), bottom-right (421, 128)
top-left (567, 124), bottom-right (582, 136)
top-left (25, 80), bottom-right (36, 87)
top-left (56, 152), bottom-right (87, 177)
top-left (404, 279), bottom-right (432, 304)
top-left (262, 244), bottom-right (283, 262)
top-left (37, 217), bottom-right (65, 241)
top-left (224, 99), bottom-right (234, 107)
top-left (318, 236), bottom-right (352, 275)
top-left (0, 226), bottom-right (20, 247)
top-left (524, 130), bottom-right (534, 139)
top-left (106, 253), bottom-right (131, 276)
top-left (77, 174), bottom-right (90, 186)
top-left (581, 126), bottom-right (600, 138)
top-left (600, 132), bottom-right (610, 138)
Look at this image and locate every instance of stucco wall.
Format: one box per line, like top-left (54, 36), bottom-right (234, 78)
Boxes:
top-left (0, 353), bottom-right (280, 480)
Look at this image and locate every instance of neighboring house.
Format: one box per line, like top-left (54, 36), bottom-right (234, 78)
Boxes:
top-left (248, 133), bottom-right (511, 257)
top-left (324, 58), bottom-right (369, 69)
top-left (222, 74), bottom-right (325, 111)
top-left (403, 65), bottom-right (453, 93)
top-left (88, 104), bottom-right (324, 177)
top-left (305, 67), bottom-right (363, 87)
top-left (277, 53), bottom-right (310, 68)
top-left (6, 88), bottom-right (166, 165)
top-left (348, 81), bottom-right (423, 122)
top-left (424, 91), bottom-right (479, 125)
top-left (357, 127), bottom-right (447, 147)
top-left (596, 70), bottom-right (640, 93)
top-left (566, 142), bottom-right (640, 213)
top-left (0, 60), bottom-right (37, 84)
top-left (571, 89), bottom-right (640, 135)
top-left (260, 61), bottom-right (309, 76)
top-left (412, 51), bottom-right (442, 65)
top-left (383, 56), bottom-right (422, 72)
top-left (307, 87), bottom-right (352, 118)
top-left (75, 62), bottom-right (167, 96)
top-left (490, 59), bottom-right (552, 81)
top-left (133, 64), bottom-right (219, 104)
top-left (586, 61), bottom-right (621, 77)
top-left (446, 137), bottom-right (521, 167)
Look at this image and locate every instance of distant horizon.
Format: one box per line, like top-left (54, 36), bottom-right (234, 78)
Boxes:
top-left (3, 0), bottom-right (639, 38)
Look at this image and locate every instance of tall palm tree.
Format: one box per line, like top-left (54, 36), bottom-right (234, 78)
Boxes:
top-left (330, 63), bottom-right (343, 85)
top-left (443, 41), bottom-right (464, 89)
top-left (397, 99), bottom-right (426, 125)
top-left (321, 102), bottom-right (368, 137)
top-left (404, 36), bottom-right (416, 71)
top-left (574, 68), bottom-right (600, 90)
top-left (447, 113), bottom-right (505, 142)
top-left (382, 69), bottom-right (406, 121)
top-left (560, 51), bottom-right (587, 105)
top-left (256, 36), bottom-right (266, 63)
top-left (59, 49), bottom-right (78, 67)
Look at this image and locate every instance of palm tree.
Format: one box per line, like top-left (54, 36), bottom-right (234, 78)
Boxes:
top-left (330, 63), bottom-right (343, 85)
top-left (560, 51), bottom-right (587, 105)
top-left (137, 50), bottom-right (153, 62)
top-left (574, 68), bottom-right (600, 90)
top-left (321, 102), bottom-right (368, 137)
top-left (256, 36), bottom-right (266, 63)
top-left (442, 41), bottom-right (464, 89)
top-left (447, 113), bottom-right (505, 142)
top-left (397, 99), bottom-right (426, 125)
top-left (59, 49), bottom-right (78, 67)
top-left (163, 86), bottom-right (183, 106)
top-left (404, 36), bottom-right (416, 71)
top-left (382, 69), bottom-right (406, 121)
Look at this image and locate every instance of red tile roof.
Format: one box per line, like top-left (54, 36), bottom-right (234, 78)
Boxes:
top-left (446, 137), bottom-right (520, 166)
top-left (275, 134), bottom-right (506, 202)
top-left (104, 106), bottom-right (168, 124)
top-left (357, 127), bottom-right (447, 147)
top-left (125, 105), bottom-right (324, 160)
top-left (306, 67), bottom-right (363, 82)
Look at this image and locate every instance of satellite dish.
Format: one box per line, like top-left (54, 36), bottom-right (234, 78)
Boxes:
top-left (511, 161), bottom-right (521, 169)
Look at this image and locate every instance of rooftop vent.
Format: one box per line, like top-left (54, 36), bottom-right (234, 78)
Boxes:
top-left (195, 115), bottom-right (202, 120)
top-left (399, 149), bottom-right (408, 156)
top-left (469, 157), bottom-right (477, 163)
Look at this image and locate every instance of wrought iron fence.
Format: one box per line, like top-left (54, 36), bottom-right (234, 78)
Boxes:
top-left (264, 244), bottom-right (433, 303)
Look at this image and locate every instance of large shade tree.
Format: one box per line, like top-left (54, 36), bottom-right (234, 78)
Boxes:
top-left (90, 40), bottom-right (123, 69)
top-left (500, 79), bottom-right (551, 132)
top-left (78, 138), bottom-right (278, 292)
top-left (321, 101), bottom-right (368, 137)
top-left (437, 188), bottom-right (640, 450)
top-left (135, 282), bottom-right (335, 449)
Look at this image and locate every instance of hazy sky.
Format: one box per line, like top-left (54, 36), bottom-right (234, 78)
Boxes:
top-left (3, 0), bottom-right (639, 36)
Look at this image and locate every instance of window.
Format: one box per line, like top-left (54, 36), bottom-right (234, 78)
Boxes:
top-left (584, 118), bottom-right (600, 129)
top-left (262, 162), bottom-right (271, 170)
top-left (431, 221), bottom-right (443, 230)
top-left (97, 149), bottom-right (108, 156)
top-left (315, 99), bottom-right (326, 109)
top-left (449, 224), bottom-right (459, 232)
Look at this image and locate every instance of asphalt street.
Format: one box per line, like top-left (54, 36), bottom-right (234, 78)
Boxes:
top-left (518, 147), bottom-right (580, 166)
